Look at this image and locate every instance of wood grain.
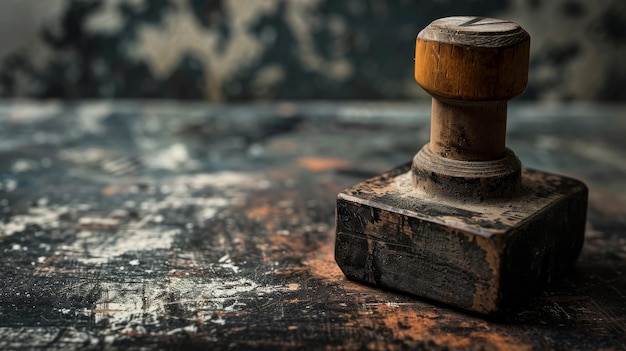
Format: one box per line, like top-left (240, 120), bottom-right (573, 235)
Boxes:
top-left (414, 16), bottom-right (530, 101)
top-left (0, 101), bottom-right (624, 350)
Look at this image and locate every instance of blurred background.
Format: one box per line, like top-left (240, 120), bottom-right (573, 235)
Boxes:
top-left (0, 0), bottom-right (624, 102)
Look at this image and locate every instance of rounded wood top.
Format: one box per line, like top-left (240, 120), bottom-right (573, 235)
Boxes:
top-left (414, 16), bottom-right (530, 101)
top-left (419, 17), bottom-right (528, 47)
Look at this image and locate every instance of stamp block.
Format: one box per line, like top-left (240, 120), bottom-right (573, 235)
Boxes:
top-left (335, 164), bottom-right (587, 314)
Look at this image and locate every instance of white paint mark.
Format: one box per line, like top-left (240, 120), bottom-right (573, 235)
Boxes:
top-left (78, 217), bottom-right (120, 228)
top-left (166, 324), bottom-right (198, 335)
top-left (248, 143), bottom-right (264, 157)
top-left (197, 207), bottom-right (218, 222)
top-left (109, 209), bottom-right (130, 219)
top-left (4, 102), bottom-right (61, 124)
top-left (146, 143), bottom-right (198, 171)
top-left (76, 103), bottom-right (112, 135)
top-left (168, 172), bottom-right (270, 191)
top-left (224, 301), bottom-right (246, 311)
top-left (0, 206), bottom-right (66, 236)
top-left (93, 281), bottom-right (164, 328)
top-left (211, 318), bottom-right (226, 326)
top-left (104, 335), bottom-right (115, 345)
top-left (11, 159), bottom-right (39, 173)
top-left (65, 228), bottom-right (181, 265)
top-left (216, 253), bottom-right (240, 273)
top-left (0, 326), bottom-right (97, 348)
top-left (87, 274), bottom-right (285, 335)
top-left (129, 259), bottom-right (140, 266)
top-left (0, 179), bottom-right (18, 192)
top-left (1, 222), bottom-right (26, 236)
top-left (221, 263), bottom-right (240, 274)
top-left (58, 147), bottom-right (111, 165)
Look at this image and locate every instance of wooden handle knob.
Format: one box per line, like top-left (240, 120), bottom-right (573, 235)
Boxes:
top-left (414, 16), bottom-right (530, 101)
top-left (413, 17), bottom-right (530, 162)
top-left (411, 17), bottom-right (529, 200)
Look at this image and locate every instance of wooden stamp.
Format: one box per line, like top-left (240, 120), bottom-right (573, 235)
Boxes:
top-left (334, 17), bottom-right (588, 315)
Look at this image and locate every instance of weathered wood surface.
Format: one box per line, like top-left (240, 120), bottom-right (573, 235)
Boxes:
top-left (0, 101), bottom-right (624, 350)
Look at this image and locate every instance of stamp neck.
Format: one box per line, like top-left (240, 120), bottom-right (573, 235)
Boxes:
top-left (429, 98), bottom-right (508, 161)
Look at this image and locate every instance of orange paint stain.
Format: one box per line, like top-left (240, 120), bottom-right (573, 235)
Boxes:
top-left (303, 237), bottom-right (374, 293)
top-left (375, 304), bottom-right (437, 334)
top-left (374, 304), bottom-right (531, 351)
top-left (304, 240), bottom-right (345, 282)
top-left (102, 185), bottom-right (127, 196)
top-left (286, 283), bottom-right (300, 290)
top-left (247, 205), bottom-right (273, 218)
top-left (284, 299), bottom-right (311, 304)
top-left (297, 157), bottom-right (351, 172)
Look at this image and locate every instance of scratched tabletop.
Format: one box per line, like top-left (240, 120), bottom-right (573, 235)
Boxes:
top-left (0, 101), bottom-right (625, 350)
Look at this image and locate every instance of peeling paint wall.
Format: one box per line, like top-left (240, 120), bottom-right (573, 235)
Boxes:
top-left (0, 0), bottom-right (624, 101)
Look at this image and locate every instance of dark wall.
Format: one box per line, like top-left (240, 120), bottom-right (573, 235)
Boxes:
top-left (0, 0), bottom-right (624, 102)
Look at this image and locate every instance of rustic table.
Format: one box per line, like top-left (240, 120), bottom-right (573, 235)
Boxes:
top-left (0, 101), bottom-right (624, 350)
